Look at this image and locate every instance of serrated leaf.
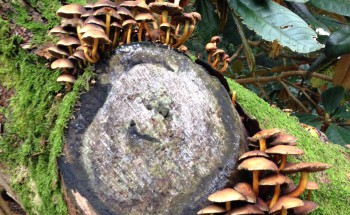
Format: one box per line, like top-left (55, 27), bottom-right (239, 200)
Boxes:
top-left (310, 0), bottom-right (350, 16)
top-left (228, 0), bottom-right (323, 53)
top-left (333, 54), bottom-right (350, 89)
top-left (325, 124), bottom-right (350, 146)
top-left (321, 86), bottom-right (345, 114)
top-left (325, 28), bottom-right (350, 58)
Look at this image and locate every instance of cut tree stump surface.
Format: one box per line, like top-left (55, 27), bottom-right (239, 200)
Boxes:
top-left (59, 43), bottom-right (247, 215)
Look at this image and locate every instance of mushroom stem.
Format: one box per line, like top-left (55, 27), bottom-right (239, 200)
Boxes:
top-left (269, 184), bottom-right (281, 208)
top-left (286, 172), bottom-right (309, 198)
top-left (281, 207), bottom-right (287, 215)
top-left (212, 54), bottom-right (220, 69)
top-left (83, 47), bottom-right (97, 64)
top-left (207, 52), bottom-right (214, 64)
top-left (278, 155), bottom-right (287, 171)
top-left (68, 46), bottom-right (73, 56)
top-left (91, 38), bottom-right (99, 60)
top-left (126, 24), bottom-right (132, 44)
top-left (106, 14), bottom-right (111, 38)
top-left (259, 138), bottom-right (267, 151)
top-left (173, 20), bottom-right (190, 48)
top-left (76, 26), bottom-right (83, 43)
top-left (112, 29), bottom-right (120, 48)
top-left (231, 91), bottom-right (236, 106)
top-left (252, 170), bottom-right (259, 196)
top-left (219, 60), bottom-right (228, 73)
top-left (307, 190), bottom-right (312, 200)
top-left (161, 10), bottom-right (168, 24)
top-left (138, 21), bottom-right (145, 42)
top-left (225, 202), bottom-right (231, 211)
top-left (165, 28), bottom-right (171, 44)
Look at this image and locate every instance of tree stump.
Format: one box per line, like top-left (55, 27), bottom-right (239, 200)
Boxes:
top-left (59, 43), bottom-right (247, 215)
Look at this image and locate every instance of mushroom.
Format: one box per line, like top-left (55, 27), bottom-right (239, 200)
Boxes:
top-left (84, 16), bottom-right (107, 28)
top-left (281, 162), bottom-right (331, 198)
top-left (82, 29), bottom-right (111, 62)
top-left (294, 200), bottom-right (318, 215)
top-left (174, 11), bottom-right (201, 48)
top-left (149, 2), bottom-right (183, 43)
top-left (265, 145), bottom-right (304, 171)
top-left (122, 19), bottom-right (137, 44)
top-left (234, 182), bottom-right (256, 204)
top-left (56, 4), bottom-right (86, 19)
top-left (208, 188), bottom-right (246, 211)
top-left (51, 58), bottom-right (74, 73)
top-left (205, 42), bottom-right (217, 64)
top-left (270, 133), bottom-right (297, 146)
top-left (211, 49), bottom-right (225, 69)
top-left (159, 22), bottom-right (175, 45)
top-left (56, 36), bottom-right (81, 55)
top-left (238, 150), bottom-right (269, 161)
top-left (258, 173), bottom-right (286, 208)
top-left (93, 0), bottom-right (118, 10)
top-left (247, 128), bottom-right (282, 151)
top-left (219, 54), bottom-right (231, 73)
top-left (305, 181), bottom-right (318, 200)
top-left (238, 157), bottom-right (278, 196)
top-left (197, 205), bottom-right (225, 215)
top-left (270, 196), bottom-right (304, 215)
top-left (57, 73), bottom-right (76, 83)
top-left (49, 25), bottom-right (70, 37)
top-left (48, 46), bottom-right (69, 59)
top-left (93, 7), bottom-right (121, 38)
top-left (120, 0), bottom-right (150, 17)
top-left (171, 13), bottom-right (194, 47)
top-left (61, 18), bottom-right (84, 43)
top-left (110, 22), bottom-right (123, 48)
top-left (227, 204), bottom-right (264, 215)
top-left (135, 13), bottom-right (154, 42)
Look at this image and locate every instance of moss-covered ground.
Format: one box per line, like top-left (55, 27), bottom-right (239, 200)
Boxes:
top-left (0, 0), bottom-right (349, 214)
top-left (228, 79), bottom-right (350, 215)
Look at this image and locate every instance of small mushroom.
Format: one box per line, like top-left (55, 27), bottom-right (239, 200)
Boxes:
top-left (238, 157), bottom-right (278, 196)
top-left (51, 58), bottom-right (74, 73)
top-left (270, 196), bottom-right (304, 215)
top-left (122, 19), bottom-right (137, 44)
top-left (135, 13), bottom-right (154, 42)
top-left (294, 200), bottom-right (318, 215)
top-left (238, 150), bottom-right (269, 161)
top-left (270, 133), bottom-right (297, 146)
top-left (227, 204), bottom-right (264, 215)
top-left (208, 188), bottom-right (247, 211)
top-left (234, 182), bottom-right (256, 204)
top-left (93, 7), bottom-right (121, 38)
top-left (48, 46), bottom-right (69, 59)
top-left (197, 205), bottom-right (225, 215)
top-left (258, 173), bottom-right (286, 208)
top-left (82, 29), bottom-right (111, 62)
top-left (305, 181), bottom-right (318, 200)
top-left (57, 36), bottom-right (81, 55)
top-left (265, 145), bottom-right (304, 171)
top-left (56, 4), bottom-right (86, 19)
top-left (281, 162), bottom-right (331, 198)
top-left (247, 128), bottom-right (282, 151)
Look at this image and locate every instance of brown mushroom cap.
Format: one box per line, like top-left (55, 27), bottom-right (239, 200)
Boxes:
top-left (57, 74), bottom-right (76, 83)
top-left (294, 200), bottom-right (318, 215)
top-left (238, 157), bottom-right (278, 171)
top-left (57, 36), bottom-right (81, 47)
top-left (306, 181), bottom-right (319, 190)
top-left (94, 7), bottom-right (122, 21)
top-left (117, 7), bottom-right (134, 19)
top-left (265, 145), bottom-right (304, 156)
top-left (84, 16), bottom-right (106, 27)
top-left (256, 198), bottom-right (269, 212)
top-left (281, 162), bottom-right (332, 174)
top-left (81, 9), bottom-right (94, 19)
top-left (227, 204), bottom-right (264, 215)
top-left (149, 2), bottom-right (183, 16)
top-left (49, 26), bottom-right (69, 35)
top-left (93, 0), bottom-right (118, 9)
top-left (61, 18), bottom-right (83, 29)
top-left (259, 173), bottom-right (286, 186)
top-left (197, 205), bottom-right (225, 214)
top-left (135, 13), bottom-right (154, 22)
top-left (238, 150), bottom-right (269, 161)
top-left (73, 50), bottom-right (86, 60)
top-left (211, 36), bottom-right (221, 44)
top-left (51, 58), bottom-right (74, 69)
top-left (248, 128), bottom-right (282, 142)
top-left (80, 24), bottom-right (105, 34)
top-left (208, 188), bottom-right (246, 203)
top-left (48, 46), bottom-right (69, 58)
top-left (234, 182), bottom-right (256, 203)
top-left (122, 19), bottom-right (137, 28)
top-left (82, 30), bottom-right (111, 44)
top-left (120, 0), bottom-right (150, 13)
top-left (269, 196), bottom-right (304, 214)
top-left (83, 3), bottom-right (94, 10)
top-left (169, 0), bottom-right (190, 7)
top-left (205, 42), bottom-right (217, 52)
top-left (56, 4), bottom-right (86, 19)
top-left (270, 133), bottom-right (297, 146)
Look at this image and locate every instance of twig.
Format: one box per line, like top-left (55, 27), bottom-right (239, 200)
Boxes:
top-left (235, 70), bottom-right (332, 84)
top-left (278, 79), bottom-right (309, 113)
top-left (229, 45), bottom-right (243, 62)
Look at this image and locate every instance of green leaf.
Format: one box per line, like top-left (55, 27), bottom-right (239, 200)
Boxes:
top-left (310, 0), bottom-right (350, 16)
top-left (325, 28), bottom-right (350, 58)
top-left (228, 0), bottom-right (323, 53)
top-left (321, 86), bottom-right (345, 114)
top-left (325, 124), bottom-right (350, 146)
top-left (293, 113), bottom-right (322, 129)
top-left (333, 105), bottom-right (350, 119)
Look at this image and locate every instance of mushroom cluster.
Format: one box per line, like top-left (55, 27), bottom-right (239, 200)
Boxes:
top-left (198, 129), bottom-right (331, 215)
top-left (48, 0), bottom-right (201, 85)
top-left (205, 36), bottom-right (231, 73)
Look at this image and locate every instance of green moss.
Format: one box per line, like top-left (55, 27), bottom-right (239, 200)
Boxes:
top-left (228, 79), bottom-right (350, 215)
